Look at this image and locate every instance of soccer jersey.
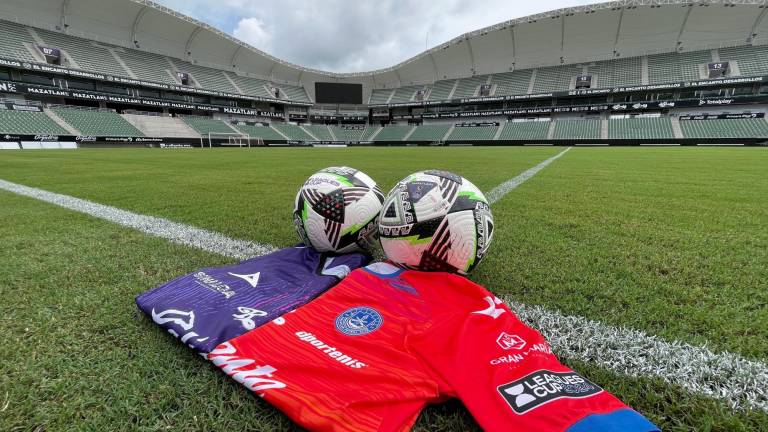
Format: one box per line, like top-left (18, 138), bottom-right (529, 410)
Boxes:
top-left (212, 262), bottom-right (659, 432)
top-left (135, 245), bottom-right (368, 353)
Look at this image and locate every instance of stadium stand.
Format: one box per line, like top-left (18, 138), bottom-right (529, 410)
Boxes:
top-left (183, 117), bottom-right (238, 135)
top-left (497, 121), bottom-right (550, 141)
top-left (408, 124), bottom-right (451, 141)
top-left (452, 76), bottom-right (488, 98)
top-left (647, 50), bottom-right (711, 84)
top-left (278, 85), bottom-right (311, 103)
top-left (302, 124), bottom-right (333, 141)
top-left (118, 49), bottom-right (178, 84)
top-left (679, 118), bottom-right (768, 139)
top-left (0, 21), bottom-right (36, 62)
top-left (491, 71), bottom-right (533, 96)
top-left (554, 118), bottom-right (601, 140)
top-left (122, 113), bottom-right (200, 138)
top-left (271, 122), bottom-right (315, 141)
top-left (532, 64), bottom-right (584, 93)
top-left (428, 80), bottom-right (457, 100)
top-left (0, 109), bottom-right (68, 135)
top-left (52, 107), bottom-right (143, 136)
top-left (446, 125), bottom-right (499, 141)
top-left (361, 126), bottom-right (381, 141)
top-left (369, 89), bottom-right (394, 104)
top-left (588, 56), bottom-right (643, 88)
top-left (373, 125), bottom-right (413, 141)
top-left (331, 126), bottom-right (368, 141)
top-left (227, 73), bottom-right (272, 98)
top-left (390, 85), bottom-right (428, 103)
top-left (233, 123), bottom-right (286, 140)
top-left (34, 28), bottom-right (129, 78)
top-left (172, 60), bottom-right (238, 93)
top-left (719, 45), bottom-right (768, 77)
top-left (609, 117), bottom-right (675, 140)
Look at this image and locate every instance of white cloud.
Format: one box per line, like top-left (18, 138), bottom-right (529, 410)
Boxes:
top-left (154, 0), bottom-right (601, 73)
top-left (233, 17), bottom-right (272, 52)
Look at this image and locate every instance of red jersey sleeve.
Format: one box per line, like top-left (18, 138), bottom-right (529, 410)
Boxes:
top-left (406, 271), bottom-right (659, 432)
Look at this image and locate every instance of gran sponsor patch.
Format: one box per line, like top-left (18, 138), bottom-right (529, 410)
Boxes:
top-left (497, 370), bottom-right (603, 414)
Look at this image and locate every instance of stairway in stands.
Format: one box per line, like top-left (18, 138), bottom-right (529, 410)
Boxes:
top-left (122, 114), bottom-right (201, 138)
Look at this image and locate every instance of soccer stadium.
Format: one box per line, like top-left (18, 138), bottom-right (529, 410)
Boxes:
top-left (0, 0), bottom-right (766, 431)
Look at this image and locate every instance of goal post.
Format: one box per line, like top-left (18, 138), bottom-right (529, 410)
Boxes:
top-left (205, 132), bottom-right (260, 148)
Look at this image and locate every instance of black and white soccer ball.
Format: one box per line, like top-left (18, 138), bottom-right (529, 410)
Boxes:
top-left (294, 167), bottom-right (384, 253)
top-left (378, 170), bottom-right (494, 275)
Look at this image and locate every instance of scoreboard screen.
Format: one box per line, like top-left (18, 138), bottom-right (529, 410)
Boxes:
top-left (314, 82), bottom-right (363, 104)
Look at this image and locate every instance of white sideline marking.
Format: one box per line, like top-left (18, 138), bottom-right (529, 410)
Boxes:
top-left (0, 179), bottom-right (275, 260)
top-left (2, 150), bottom-right (767, 413)
top-left (505, 299), bottom-right (768, 412)
top-left (486, 147), bottom-right (571, 204)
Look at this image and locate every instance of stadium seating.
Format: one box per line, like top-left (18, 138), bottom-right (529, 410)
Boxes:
top-left (491, 71), bottom-right (533, 96)
top-left (172, 60), bottom-right (238, 93)
top-left (369, 89), bottom-right (394, 104)
top-left (227, 73), bottom-right (272, 98)
top-left (428, 80), bottom-right (457, 100)
top-left (553, 119), bottom-right (601, 140)
top-left (361, 126), bottom-right (381, 141)
top-left (271, 123), bottom-right (315, 141)
top-left (302, 124), bottom-right (334, 141)
top-left (588, 56), bottom-right (643, 88)
top-left (719, 45), bottom-right (768, 77)
top-left (0, 21), bottom-right (36, 62)
top-left (408, 124), bottom-right (451, 142)
top-left (0, 109), bottom-right (68, 135)
top-left (608, 117), bottom-right (675, 139)
top-left (532, 65), bottom-right (583, 93)
top-left (35, 28), bottom-right (129, 78)
top-left (497, 121), bottom-right (550, 140)
top-left (52, 107), bottom-right (143, 136)
top-left (679, 118), bottom-right (768, 139)
top-left (118, 49), bottom-right (178, 84)
top-left (446, 125), bottom-right (499, 141)
top-left (279, 85), bottom-right (311, 102)
top-left (373, 125), bottom-right (413, 141)
top-left (183, 117), bottom-right (238, 135)
top-left (233, 123), bottom-right (286, 140)
top-left (647, 50), bottom-right (711, 84)
top-left (122, 113), bottom-right (200, 138)
top-left (452, 76), bottom-right (488, 98)
top-left (390, 85), bottom-right (428, 103)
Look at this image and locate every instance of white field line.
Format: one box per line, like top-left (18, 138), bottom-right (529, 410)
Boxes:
top-left (2, 149), bottom-right (767, 413)
top-left (0, 179), bottom-right (275, 261)
top-left (486, 146), bottom-right (571, 204)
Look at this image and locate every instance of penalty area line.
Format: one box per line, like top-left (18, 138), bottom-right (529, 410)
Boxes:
top-left (1, 149), bottom-right (766, 414)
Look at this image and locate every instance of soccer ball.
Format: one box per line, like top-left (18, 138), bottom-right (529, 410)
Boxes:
top-left (294, 167), bottom-right (384, 253)
top-left (378, 170), bottom-right (494, 274)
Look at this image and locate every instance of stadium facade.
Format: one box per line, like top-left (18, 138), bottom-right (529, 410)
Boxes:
top-left (0, 0), bottom-right (767, 148)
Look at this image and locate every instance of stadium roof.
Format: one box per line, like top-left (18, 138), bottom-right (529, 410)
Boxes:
top-left (1, 0), bottom-right (767, 90)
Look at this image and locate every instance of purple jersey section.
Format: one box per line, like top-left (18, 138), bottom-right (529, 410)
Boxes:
top-left (136, 245), bottom-right (369, 353)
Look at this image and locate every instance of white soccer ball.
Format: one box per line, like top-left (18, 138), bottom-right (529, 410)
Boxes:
top-left (293, 167), bottom-right (384, 253)
top-left (378, 170), bottom-right (494, 274)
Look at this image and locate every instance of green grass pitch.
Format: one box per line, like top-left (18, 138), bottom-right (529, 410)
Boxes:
top-left (1, 147), bottom-right (766, 431)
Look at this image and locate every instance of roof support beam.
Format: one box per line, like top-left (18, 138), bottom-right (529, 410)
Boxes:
top-left (466, 36), bottom-right (476, 75)
top-left (560, 15), bottom-right (566, 62)
top-left (394, 69), bottom-right (402, 87)
top-left (747, 6), bottom-right (768, 43)
top-left (230, 45), bottom-right (243, 68)
top-left (428, 52), bottom-right (439, 81)
top-left (60, 0), bottom-right (70, 30)
top-left (675, 4), bottom-right (694, 50)
top-left (131, 6), bottom-right (149, 46)
top-left (509, 26), bottom-right (516, 69)
top-left (185, 26), bottom-right (203, 57)
top-left (613, 7), bottom-right (625, 56)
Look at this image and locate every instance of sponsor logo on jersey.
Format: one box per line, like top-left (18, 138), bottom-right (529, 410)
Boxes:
top-left (208, 342), bottom-right (286, 395)
top-left (472, 296), bottom-right (506, 319)
top-left (497, 332), bottom-right (526, 350)
top-left (335, 307), bottom-right (383, 336)
top-left (490, 342), bottom-right (553, 366)
top-left (498, 370), bottom-right (603, 414)
top-left (193, 272), bottom-right (236, 298)
top-left (150, 308), bottom-right (210, 347)
top-left (228, 271), bottom-right (260, 288)
top-left (232, 306), bottom-right (268, 330)
top-left (295, 331), bottom-right (367, 368)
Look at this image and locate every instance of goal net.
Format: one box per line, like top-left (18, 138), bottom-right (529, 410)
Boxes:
top-left (204, 132), bottom-right (262, 148)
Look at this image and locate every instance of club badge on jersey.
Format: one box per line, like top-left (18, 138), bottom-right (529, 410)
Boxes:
top-left (135, 245), bottom-right (369, 353)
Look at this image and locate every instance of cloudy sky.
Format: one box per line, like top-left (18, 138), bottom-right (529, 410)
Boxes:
top-left (153, 0), bottom-right (601, 72)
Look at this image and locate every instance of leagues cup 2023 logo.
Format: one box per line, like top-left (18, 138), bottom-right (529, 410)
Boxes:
top-left (497, 370), bottom-right (603, 414)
